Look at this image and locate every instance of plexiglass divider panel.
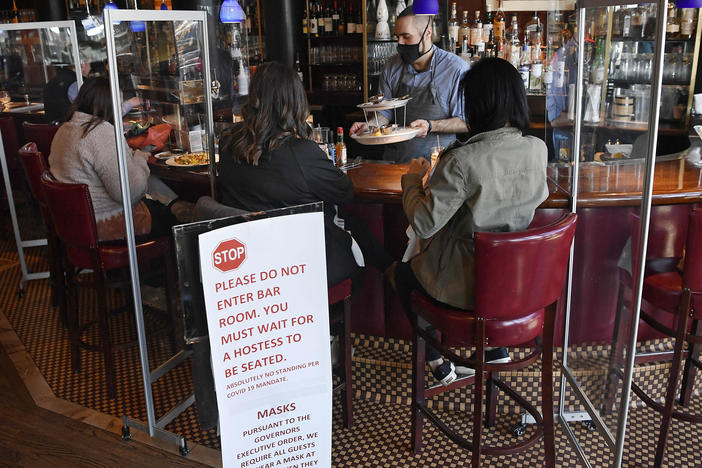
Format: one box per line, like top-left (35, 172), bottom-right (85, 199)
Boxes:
top-left (104, 8), bottom-right (213, 443)
top-left (556, 1), bottom-right (685, 466)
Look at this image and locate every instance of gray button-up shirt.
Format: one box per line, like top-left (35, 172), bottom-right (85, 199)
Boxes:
top-left (378, 46), bottom-right (469, 122)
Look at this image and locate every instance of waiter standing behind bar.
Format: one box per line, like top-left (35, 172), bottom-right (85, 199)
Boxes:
top-left (350, 6), bottom-right (469, 163)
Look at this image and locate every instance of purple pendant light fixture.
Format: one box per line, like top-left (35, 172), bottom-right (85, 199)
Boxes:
top-left (130, 0), bottom-right (146, 32)
top-left (160, 0), bottom-right (168, 10)
top-left (411, 0), bottom-right (438, 15)
top-left (220, 0), bottom-right (245, 23)
top-left (675, 0), bottom-right (702, 6)
top-left (103, 0), bottom-right (119, 24)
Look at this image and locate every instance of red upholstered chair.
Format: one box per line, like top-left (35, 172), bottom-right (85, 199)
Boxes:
top-left (410, 213), bottom-right (577, 467)
top-left (17, 143), bottom-right (66, 323)
top-left (623, 208), bottom-right (702, 467)
top-left (40, 171), bottom-right (179, 398)
top-left (21, 121), bottom-right (60, 161)
top-left (603, 205), bottom-right (690, 414)
top-left (328, 278), bottom-right (353, 428)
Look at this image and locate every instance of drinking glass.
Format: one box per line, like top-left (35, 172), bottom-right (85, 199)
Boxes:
top-left (0, 90), bottom-right (10, 110)
top-left (430, 146), bottom-right (442, 167)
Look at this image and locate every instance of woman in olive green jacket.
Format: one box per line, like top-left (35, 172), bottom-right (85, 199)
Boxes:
top-left (394, 58), bottom-right (549, 386)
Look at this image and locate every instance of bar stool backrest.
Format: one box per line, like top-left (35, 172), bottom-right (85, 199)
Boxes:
top-left (0, 116), bottom-right (20, 171)
top-left (21, 121), bottom-right (60, 161)
top-left (18, 143), bottom-right (46, 204)
top-left (683, 210), bottom-right (702, 297)
top-left (40, 170), bottom-right (99, 250)
top-left (474, 213), bottom-right (577, 321)
top-left (629, 205), bottom-right (690, 277)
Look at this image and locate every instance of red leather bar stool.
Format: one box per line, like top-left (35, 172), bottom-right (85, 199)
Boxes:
top-left (603, 205), bottom-right (690, 414)
top-left (21, 121), bottom-right (60, 160)
top-left (328, 278), bottom-right (353, 428)
top-left (622, 208), bottom-right (702, 467)
top-left (410, 213), bottom-right (577, 467)
top-left (17, 143), bottom-right (66, 323)
top-left (40, 171), bottom-right (179, 398)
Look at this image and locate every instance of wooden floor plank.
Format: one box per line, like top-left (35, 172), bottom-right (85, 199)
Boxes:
top-left (0, 343), bottom-right (207, 467)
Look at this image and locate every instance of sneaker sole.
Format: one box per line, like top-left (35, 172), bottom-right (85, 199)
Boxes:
top-left (454, 357), bottom-right (511, 376)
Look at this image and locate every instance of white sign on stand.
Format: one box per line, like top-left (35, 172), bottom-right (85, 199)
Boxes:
top-left (199, 212), bottom-right (332, 468)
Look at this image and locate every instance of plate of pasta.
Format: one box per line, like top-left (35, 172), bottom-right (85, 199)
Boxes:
top-left (164, 152), bottom-right (218, 167)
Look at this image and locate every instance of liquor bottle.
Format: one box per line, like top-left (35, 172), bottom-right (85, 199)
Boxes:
top-left (332, 1), bottom-right (341, 36)
top-left (543, 49), bottom-right (554, 88)
top-left (324, 4), bottom-right (333, 37)
top-left (507, 16), bottom-right (521, 69)
top-left (525, 12), bottom-right (542, 63)
top-left (470, 11), bottom-right (482, 48)
top-left (612, 7), bottom-right (622, 36)
top-left (494, 1), bottom-right (506, 41)
top-left (681, 8), bottom-right (696, 39)
top-left (459, 11), bottom-right (470, 47)
top-left (245, 5), bottom-right (252, 34)
top-left (356, 6), bottom-right (363, 34)
top-left (310, 2), bottom-right (319, 37)
top-left (520, 34), bottom-right (530, 66)
top-left (346, 4), bottom-right (355, 34)
top-left (483, 2), bottom-right (493, 41)
top-left (335, 127), bottom-right (347, 166)
top-left (621, 7), bottom-right (632, 38)
top-left (296, 54), bottom-right (304, 82)
top-left (631, 5), bottom-right (646, 39)
top-left (485, 28), bottom-right (496, 58)
top-left (590, 37), bottom-right (605, 84)
top-left (448, 2), bottom-right (460, 51)
top-left (302, 4), bottom-right (308, 36)
top-left (666, 2), bottom-right (680, 39)
top-left (366, 0), bottom-right (376, 36)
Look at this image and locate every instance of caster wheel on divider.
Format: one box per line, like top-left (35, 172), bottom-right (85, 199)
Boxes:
top-left (512, 422), bottom-right (527, 437)
top-left (179, 439), bottom-right (191, 456)
top-left (584, 420), bottom-right (597, 432)
top-left (121, 425), bottom-right (132, 441)
top-left (18, 288), bottom-right (25, 298)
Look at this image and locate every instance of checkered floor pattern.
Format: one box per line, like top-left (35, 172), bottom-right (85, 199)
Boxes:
top-left (1, 201), bottom-right (702, 466)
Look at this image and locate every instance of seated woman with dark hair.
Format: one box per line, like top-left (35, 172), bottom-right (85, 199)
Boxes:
top-left (394, 57), bottom-right (549, 385)
top-left (49, 77), bottom-right (191, 241)
top-left (218, 61), bottom-right (393, 287)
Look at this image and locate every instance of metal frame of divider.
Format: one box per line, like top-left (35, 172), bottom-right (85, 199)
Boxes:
top-left (556, 1), bottom-right (669, 467)
top-left (104, 8), bottom-right (215, 455)
top-left (0, 20), bottom-right (81, 297)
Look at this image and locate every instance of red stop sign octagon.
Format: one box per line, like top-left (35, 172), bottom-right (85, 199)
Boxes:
top-left (212, 238), bottom-right (247, 272)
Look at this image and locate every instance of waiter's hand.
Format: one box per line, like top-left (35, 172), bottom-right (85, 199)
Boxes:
top-left (410, 119), bottom-right (430, 138)
top-left (407, 157), bottom-right (430, 177)
top-left (350, 121), bottom-right (368, 136)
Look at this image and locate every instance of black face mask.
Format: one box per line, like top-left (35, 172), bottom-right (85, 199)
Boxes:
top-left (397, 18), bottom-right (432, 65)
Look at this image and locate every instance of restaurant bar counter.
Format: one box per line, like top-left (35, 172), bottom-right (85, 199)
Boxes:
top-left (147, 135), bottom-right (702, 345)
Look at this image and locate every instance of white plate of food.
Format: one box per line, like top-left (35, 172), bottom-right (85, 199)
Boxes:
top-left (164, 152), bottom-right (219, 167)
top-left (350, 126), bottom-right (420, 145)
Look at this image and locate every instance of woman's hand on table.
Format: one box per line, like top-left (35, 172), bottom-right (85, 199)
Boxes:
top-left (407, 157), bottom-right (430, 177)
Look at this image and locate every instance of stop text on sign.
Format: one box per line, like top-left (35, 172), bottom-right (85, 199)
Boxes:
top-left (213, 238), bottom-right (247, 272)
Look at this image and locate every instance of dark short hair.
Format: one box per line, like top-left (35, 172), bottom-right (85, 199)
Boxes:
top-left (227, 61), bottom-right (310, 165)
top-left (66, 76), bottom-right (115, 138)
top-left (459, 58), bottom-right (530, 136)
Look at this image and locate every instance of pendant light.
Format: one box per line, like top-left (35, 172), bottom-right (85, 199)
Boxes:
top-left (130, 0), bottom-right (146, 32)
top-left (411, 0), bottom-right (438, 15)
top-left (675, 0), bottom-right (702, 6)
top-left (160, 0), bottom-right (168, 10)
top-left (103, 0), bottom-right (119, 24)
top-left (82, 1), bottom-right (104, 37)
top-left (220, 0), bottom-right (245, 23)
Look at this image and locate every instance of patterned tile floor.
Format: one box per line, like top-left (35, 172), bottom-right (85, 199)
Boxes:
top-left (1, 203), bottom-right (701, 466)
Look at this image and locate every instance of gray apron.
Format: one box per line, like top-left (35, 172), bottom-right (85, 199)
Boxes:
top-left (382, 57), bottom-right (457, 163)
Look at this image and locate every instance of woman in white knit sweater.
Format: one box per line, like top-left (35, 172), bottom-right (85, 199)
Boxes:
top-left (49, 77), bottom-right (185, 241)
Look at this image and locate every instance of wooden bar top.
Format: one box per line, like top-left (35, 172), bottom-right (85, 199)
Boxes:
top-left (148, 141), bottom-right (702, 208)
top-left (347, 147), bottom-right (702, 208)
